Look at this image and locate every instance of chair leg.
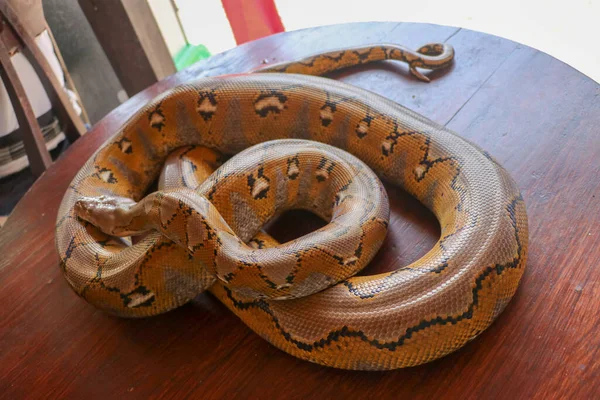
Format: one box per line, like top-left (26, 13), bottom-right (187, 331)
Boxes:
top-left (1, 3), bottom-right (86, 142)
top-left (0, 36), bottom-right (51, 177)
top-left (46, 26), bottom-right (91, 126)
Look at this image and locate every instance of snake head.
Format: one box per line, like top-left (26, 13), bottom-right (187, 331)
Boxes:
top-left (75, 195), bottom-right (139, 236)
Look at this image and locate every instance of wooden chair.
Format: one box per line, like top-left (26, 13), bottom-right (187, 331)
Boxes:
top-left (0, 0), bottom-right (87, 177)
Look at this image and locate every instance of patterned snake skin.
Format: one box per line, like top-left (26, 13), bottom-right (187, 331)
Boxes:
top-left (55, 43), bottom-right (528, 370)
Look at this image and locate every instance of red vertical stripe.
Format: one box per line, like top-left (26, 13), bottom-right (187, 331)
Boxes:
top-left (221, 0), bottom-right (285, 45)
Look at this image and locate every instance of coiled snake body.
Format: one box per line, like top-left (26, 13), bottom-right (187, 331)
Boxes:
top-left (56, 43), bottom-right (528, 370)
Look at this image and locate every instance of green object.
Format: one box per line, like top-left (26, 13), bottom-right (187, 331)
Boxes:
top-left (174, 44), bottom-right (211, 71)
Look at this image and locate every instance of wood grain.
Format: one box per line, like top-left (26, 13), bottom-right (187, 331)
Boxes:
top-left (1, 22), bottom-right (599, 399)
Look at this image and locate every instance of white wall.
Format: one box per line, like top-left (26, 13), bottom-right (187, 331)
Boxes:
top-left (175, 0), bottom-right (236, 54)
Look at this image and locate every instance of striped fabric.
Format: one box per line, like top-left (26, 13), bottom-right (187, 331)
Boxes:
top-left (0, 112), bottom-right (64, 178)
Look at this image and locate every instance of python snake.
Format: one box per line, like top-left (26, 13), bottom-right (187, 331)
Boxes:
top-left (56, 43), bottom-right (528, 370)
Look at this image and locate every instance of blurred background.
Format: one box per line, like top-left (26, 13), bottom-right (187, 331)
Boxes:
top-left (47, 0), bottom-right (600, 127)
top-left (0, 0), bottom-right (597, 226)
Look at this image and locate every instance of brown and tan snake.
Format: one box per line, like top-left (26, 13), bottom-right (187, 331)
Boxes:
top-left (55, 43), bottom-right (528, 370)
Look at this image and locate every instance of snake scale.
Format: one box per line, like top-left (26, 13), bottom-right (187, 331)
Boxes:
top-left (55, 43), bottom-right (528, 370)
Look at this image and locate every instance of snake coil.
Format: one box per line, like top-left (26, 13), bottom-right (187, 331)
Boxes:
top-left (56, 43), bottom-right (528, 370)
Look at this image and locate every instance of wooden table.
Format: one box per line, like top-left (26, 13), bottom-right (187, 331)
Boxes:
top-left (1, 22), bottom-right (598, 399)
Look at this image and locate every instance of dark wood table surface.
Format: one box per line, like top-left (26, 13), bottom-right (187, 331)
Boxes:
top-left (1, 22), bottom-right (599, 399)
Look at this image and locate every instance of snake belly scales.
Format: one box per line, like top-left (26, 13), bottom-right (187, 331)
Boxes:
top-left (55, 43), bottom-right (528, 370)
